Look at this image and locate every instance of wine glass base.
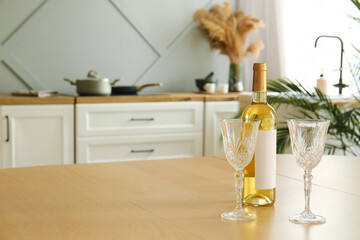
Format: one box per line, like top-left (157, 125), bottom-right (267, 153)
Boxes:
top-left (221, 209), bottom-right (256, 221)
top-left (289, 211), bottom-right (326, 224)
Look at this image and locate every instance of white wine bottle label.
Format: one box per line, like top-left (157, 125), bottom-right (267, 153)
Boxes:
top-left (255, 129), bottom-right (276, 189)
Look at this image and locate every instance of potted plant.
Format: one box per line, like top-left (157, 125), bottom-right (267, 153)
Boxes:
top-left (193, 2), bottom-right (264, 92)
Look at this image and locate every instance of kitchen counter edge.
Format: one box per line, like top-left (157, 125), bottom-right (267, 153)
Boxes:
top-left (0, 93), bottom-right (240, 105)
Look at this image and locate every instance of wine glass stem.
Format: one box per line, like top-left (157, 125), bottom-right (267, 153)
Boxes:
top-left (234, 170), bottom-right (244, 211)
top-left (304, 170), bottom-right (313, 213)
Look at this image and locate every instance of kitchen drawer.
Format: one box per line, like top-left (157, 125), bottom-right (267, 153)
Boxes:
top-left (76, 102), bottom-right (203, 137)
top-left (76, 132), bottom-right (203, 163)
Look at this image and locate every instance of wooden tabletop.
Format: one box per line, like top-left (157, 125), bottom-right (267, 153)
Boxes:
top-left (0, 155), bottom-right (358, 239)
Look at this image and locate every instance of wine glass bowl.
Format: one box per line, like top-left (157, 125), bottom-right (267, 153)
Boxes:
top-left (289, 123), bottom-right (328, 170)
top-left (222, 126), bottom-right (258, 170)
top-left (220, 119), bottom-right (261, 221)
top-left (287, 119), bottom-right (330, 224)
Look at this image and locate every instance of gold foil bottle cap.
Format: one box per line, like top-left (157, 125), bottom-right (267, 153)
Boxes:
top-left (253, 63), bottom-right (267, 71)
top-left (252, 63), bottom-right (267, 92)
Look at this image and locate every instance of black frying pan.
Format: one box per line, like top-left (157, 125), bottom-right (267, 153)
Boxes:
top-left (112, 83), bottom-right (163, 95)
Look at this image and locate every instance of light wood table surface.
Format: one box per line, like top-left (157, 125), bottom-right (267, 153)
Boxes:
top-left (0, 155), bottom-right (358, 239)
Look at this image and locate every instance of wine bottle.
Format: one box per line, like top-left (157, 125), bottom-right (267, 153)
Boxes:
top-left (240, 63), bottom-right (276, 206)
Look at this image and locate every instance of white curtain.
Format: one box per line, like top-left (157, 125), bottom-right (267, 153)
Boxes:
top-left (236, 0), bottom-right (285, 90)
top-left (238, 0), bottom-right (360, 95)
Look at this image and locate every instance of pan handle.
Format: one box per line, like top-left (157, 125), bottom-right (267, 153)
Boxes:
top-left (64, 78), bottom-right (76, 85)
top-left (110, 78), bottom-right (122, 86)
top-left (136, 83), bottom-right (163, 92)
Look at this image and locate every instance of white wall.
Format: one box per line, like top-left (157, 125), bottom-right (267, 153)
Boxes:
top-left (0, 0), bottom-right (249, 95)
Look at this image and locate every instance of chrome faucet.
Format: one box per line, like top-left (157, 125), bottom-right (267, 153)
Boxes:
top-left (315, 35), bottom-right (348, 95)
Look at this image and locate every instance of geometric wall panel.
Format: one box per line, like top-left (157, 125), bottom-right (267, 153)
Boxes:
top-left (117, 0), bottom-right (210, 51)
top-left (0, 0), bottom-right (46, 45)
top-left (0, 0), bottom-right (47, 92)
top-left (0, 0), bottom-right (236, 95)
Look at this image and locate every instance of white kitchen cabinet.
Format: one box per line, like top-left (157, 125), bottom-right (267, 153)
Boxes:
top-left (76, 101), bottom-right (204, 163)
top-left (77, 133), bottom-right (202, 163)
top-left (76, 102), bottom-right (203, 137)
top-left (0, 105), bottom-right (74, 168)
top-left (204, 101), bottom-right (239, 156)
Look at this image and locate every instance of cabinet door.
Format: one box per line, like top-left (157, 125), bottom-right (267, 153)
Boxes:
top-left (204, 101), bottom-right (239, 156)
top-left (1, 105), bottom-right (74, 168)
top-left (76, 133), bottom-right (203, 163)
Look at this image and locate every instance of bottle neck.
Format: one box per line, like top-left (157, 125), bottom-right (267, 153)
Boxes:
top-left (252, 91), bottom-right (267, 103)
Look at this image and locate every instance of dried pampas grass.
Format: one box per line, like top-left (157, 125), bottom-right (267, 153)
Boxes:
top-left (193, 2), bottom-right (264, 64)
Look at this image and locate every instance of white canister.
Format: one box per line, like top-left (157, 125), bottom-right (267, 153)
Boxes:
top-left (218, 84), bottom-right (229, 93)
top-left (204, 83), bottom-right (216, 93)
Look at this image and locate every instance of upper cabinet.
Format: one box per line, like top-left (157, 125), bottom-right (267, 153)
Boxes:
top-left (0, 104), bottom-right (74, 168)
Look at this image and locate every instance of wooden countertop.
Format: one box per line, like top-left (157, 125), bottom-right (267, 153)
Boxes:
top-left (0, 92), bottom-right (241, 105)
top-left (1, 91), bottom-right (358, 108)
top-left (0, 154), bottom-right (358, 239)
top-left (75, 92), bottom-right (241, 103)
top-left (0, 93), bottom-right (75, 105)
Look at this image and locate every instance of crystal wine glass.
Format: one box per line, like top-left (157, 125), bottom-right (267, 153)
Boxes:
top-left (220, 119), bottom-right (260, 221)
top-left (287, 119), bottom-right (330, 224)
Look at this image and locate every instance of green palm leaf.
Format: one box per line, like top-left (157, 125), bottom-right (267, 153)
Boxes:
top-left (351, 0), bottom-right (360, 11)
top-left (267, 78), bottom-right (360, 155)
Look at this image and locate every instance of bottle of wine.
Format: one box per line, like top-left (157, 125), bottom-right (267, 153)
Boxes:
top-left (241, 63), bottom-right (276, 206)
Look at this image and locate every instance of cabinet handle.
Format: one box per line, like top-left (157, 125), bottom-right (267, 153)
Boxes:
top-left (130, 149), bottom-right (154, 153)
top-left (130, 118), bottom-right (154, 121)
top-left (5, 116), bottom-right (10, 142)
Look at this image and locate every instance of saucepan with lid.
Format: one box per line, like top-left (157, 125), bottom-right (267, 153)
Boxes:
top-left (64, 70), bottom-right (121, 96)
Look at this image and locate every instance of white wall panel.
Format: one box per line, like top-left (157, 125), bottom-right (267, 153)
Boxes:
top-left (123, 0), bottom-right (209, 49)
top-left (141, 27), bottom-right (229, 93)
top-left (0, 0), bottom-right (45, 44)
top-left (0, 62), bottom-right (29, 92)
top-left (0, 0), bottom-right (236, 95)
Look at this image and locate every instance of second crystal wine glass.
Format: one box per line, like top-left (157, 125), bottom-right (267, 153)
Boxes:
top-left (287, 119), bottom-right (330, 224)
top-left (220, 119), bottom-right (260, 221)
